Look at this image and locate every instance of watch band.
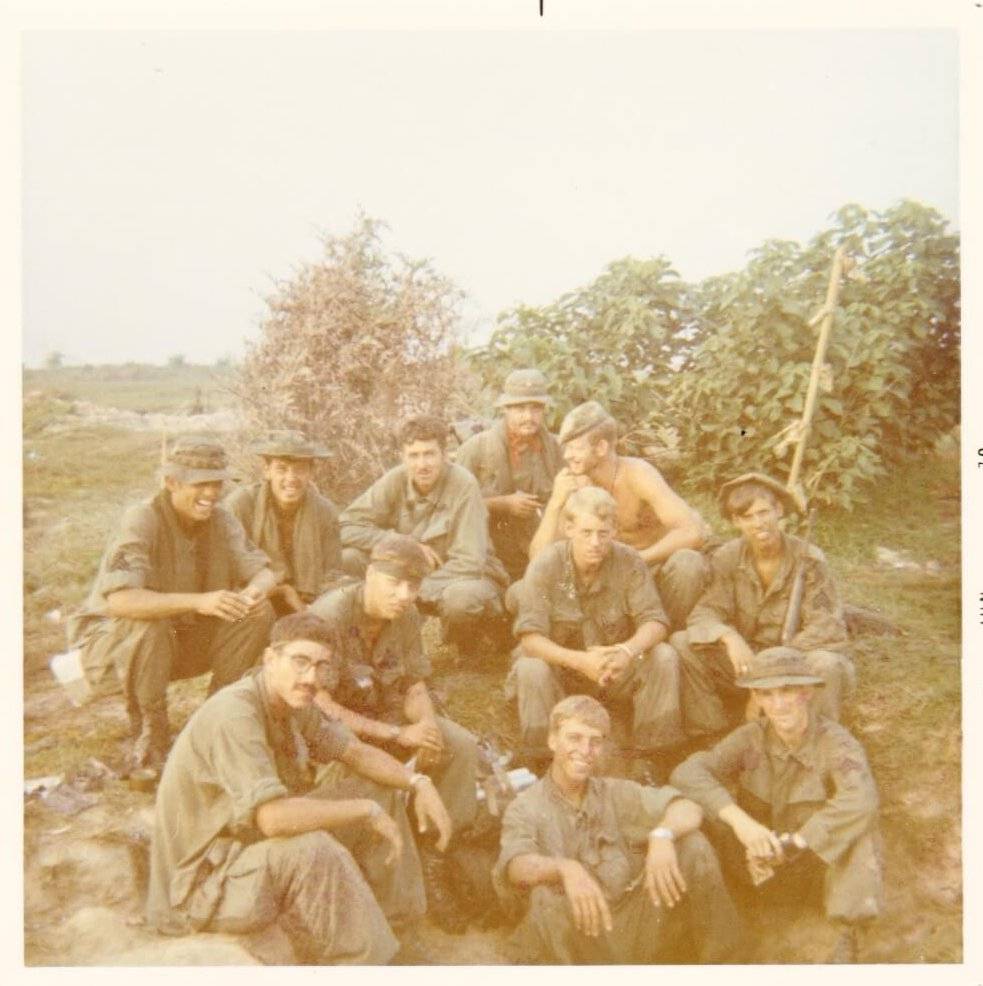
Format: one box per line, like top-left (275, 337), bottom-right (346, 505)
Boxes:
top-left (649, 826), bottom-right (675, 842)
top-left (408, 772), bottom-right (428, 791)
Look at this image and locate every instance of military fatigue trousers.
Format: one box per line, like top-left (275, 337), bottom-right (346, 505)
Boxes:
top-left (508, 831), bottom-right (741, 964)
top-left (650, 548), bottom-right (710, 633)
top-left (189, 829), bottom-right (398, 964)
top-left (671, 631), bottom-right (856, 738)
top-left (507, 643), bottom-right (684, 759)
top-left (414, 716), bottom-right (479, 834)
top-left (311, 766), bottom-right (428, 926)
top-left (705, 809), bottom-right (883, 924)
top-left (80, 603), bottom-right (275, 728)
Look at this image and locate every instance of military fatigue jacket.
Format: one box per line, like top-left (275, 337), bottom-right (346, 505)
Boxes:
top-left (226, 480), bottom-right (345, 602)
top-left (512, 540), bottom-right (669, 648)
top-left (68, 490), bottom-right (270, 647)
top-left (687, 534), bottom-right (847, 652)
top-left (340, 462), bottom-right (507, 601)
top-left (147, 667), bottom-right (353, 932)
top-left (456, 420), bottom-right (562, 576)
top-left (670, 715), bottom-right (878, 866)
top-left (494, 774), bottom-right (681, 910)
top-left (309, 581), bottom-right (430, 719)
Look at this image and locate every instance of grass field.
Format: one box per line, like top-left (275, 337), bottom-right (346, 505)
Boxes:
top-left (21, 365), bottom-right (962, 964)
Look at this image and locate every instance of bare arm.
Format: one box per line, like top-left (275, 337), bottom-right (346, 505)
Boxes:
top-left (255, 794), bottom-right (379, 838)
top-left (314, 692), bottom-right (401, 745)
top-left (105, 588), bottom-right (207, 620)
top-left (506, 855), bottom-right (613, 938)
top-left (625, 459), bottom-right (706, 565)
top-left (528, 468), bottom-right (587, 560)
top-left (519, 632), bottom-right (601, 682)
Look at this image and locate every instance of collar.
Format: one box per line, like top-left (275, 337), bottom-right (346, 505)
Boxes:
top-left (543, 770), bottom-right (602, 822)
top-left (737, 532), bottom-right (796, 588)
top-left (563, 539), bottom-right (613, 598)
top-left (403, 465), bottom-right (447, 507)
top-left (764, 711), bottom-right (821, 769)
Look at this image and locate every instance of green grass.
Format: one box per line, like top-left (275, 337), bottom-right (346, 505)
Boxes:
top-left (24, 364), bottom-right (234, 415)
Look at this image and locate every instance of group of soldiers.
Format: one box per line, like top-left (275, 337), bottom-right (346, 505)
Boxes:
top-left (66, 368), bottom-right (882, 965)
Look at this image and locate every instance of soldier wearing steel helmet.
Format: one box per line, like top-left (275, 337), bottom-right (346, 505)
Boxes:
top-left (455, 368), bottom-right (563, 582)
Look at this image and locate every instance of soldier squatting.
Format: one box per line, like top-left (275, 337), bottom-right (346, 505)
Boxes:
top-left (68, 367), bottom-right (882, 965)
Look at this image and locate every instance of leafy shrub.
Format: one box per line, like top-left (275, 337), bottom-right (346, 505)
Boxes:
top-left (233, 214), bottom-right (475, 502)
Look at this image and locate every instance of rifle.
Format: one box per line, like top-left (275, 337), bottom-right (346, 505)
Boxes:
top-left (780, 508), bottom-right (816, 646)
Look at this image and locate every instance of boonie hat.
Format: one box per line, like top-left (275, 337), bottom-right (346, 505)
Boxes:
top-left (557, 401), bottom-right (614, 446)
top-left (495, 368), bottom-right (550, 408)
top-left (369, 533), bottom-right (431, 582)
top-left (735, 646), bottom-right (825, 689)
top-left (161, 435), bottom-right (231, 484)
top-left (251, 430), bottom-right (331, 459)
top-left (717, 472), bottom-right (799, 518)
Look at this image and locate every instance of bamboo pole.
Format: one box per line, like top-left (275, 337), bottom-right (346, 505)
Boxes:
top-left (786, 246), bottom-right (847, 508)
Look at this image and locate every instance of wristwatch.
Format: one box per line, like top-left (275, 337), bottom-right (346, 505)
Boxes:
top-left (387, 723), bottom-right (401, 743)
top-left (408, 772), bottom-right (429, 791)
top-left (649, 826), bottom-right (675, 842)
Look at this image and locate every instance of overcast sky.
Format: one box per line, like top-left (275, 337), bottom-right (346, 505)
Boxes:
top-left (21, 28), bottom-right (958, 367)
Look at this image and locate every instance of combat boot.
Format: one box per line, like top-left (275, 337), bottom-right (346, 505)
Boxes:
top-left (128, 707), bottom-right (171, 775)
top-left (419, 846), bottom-right (469, 934)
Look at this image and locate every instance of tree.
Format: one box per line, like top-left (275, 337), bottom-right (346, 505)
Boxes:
top-left (234, 214), bottom-right (473, 501)
top-left (44, 351), bottom-right (64, 369)
top-left (468, 256), bottom-right (699, 464)
top-left (673, 200), bottom-right (960, 508)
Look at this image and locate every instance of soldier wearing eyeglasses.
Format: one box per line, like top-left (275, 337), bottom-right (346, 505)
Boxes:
top-left (147, 612), bottom-right (451, 965)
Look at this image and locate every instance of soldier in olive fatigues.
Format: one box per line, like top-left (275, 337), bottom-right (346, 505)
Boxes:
top-left (670, 647), bottom-right (882, 962)
top-left (674, 473), bottom-right (854, 738)
top-left (147, 614), bottom-right (453, 964)
top-left (310, 533), bottom-right (480, 932)
top-left (340, 415), bottom-right (508, 653)
top-left (494, 695), bottom-right (740, 964)
top-left (508, 486), bottom-right (681, 765)
top-left (456, 369), bottom-right (563, 582)
top-left (226, 430), bottom-right (347, 613)
top-left (67, 437), bottom-right (277, 771)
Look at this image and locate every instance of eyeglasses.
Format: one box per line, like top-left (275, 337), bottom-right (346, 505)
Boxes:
top-left (288, 653), bottom-right (336, 687)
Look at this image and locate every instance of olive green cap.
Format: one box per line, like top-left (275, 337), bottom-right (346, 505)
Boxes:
top-left (251, 429), bottom-right (331, 460)
top-left (369, 533), bottom-right (431, 582)
top-left (717, 472), bottom-right (799, 518)
top-left (735, 647), bottom-right (824, 689)
top-left (160, 435), bottom-right (231, 484)
top-left (557, 401), bottom-right (614, 446)
top-left (495, 368), bottom-right (550, 408)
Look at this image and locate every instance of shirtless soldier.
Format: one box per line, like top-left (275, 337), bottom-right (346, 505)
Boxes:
top-left (529, 401), bottom-right (708, 629)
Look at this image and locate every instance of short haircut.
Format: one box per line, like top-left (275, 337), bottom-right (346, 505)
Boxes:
top-left (563, 486), bottom-right (618, 526)
top-left (398, 414), bottom-right (448, 450)
top-left (585, 417), bottom-right (618, 447)
top-left (269, 612), bottom-right (340, 653)
top-left (723, 482), bottom-right (781, 520)
top-left (549, 695), bottom-right (611, 737)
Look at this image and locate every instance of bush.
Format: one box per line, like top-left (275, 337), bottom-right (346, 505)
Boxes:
top-left (233, 214), bottom-right (475, 502)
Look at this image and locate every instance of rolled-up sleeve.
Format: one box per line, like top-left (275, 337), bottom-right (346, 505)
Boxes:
top-left (303, 711), bottom-right (354, 765)
top-left (96, 503), bottom-right (156, 596)
top-left (206, 714), bottom-right (290, 839)
top-left (493, 789), bottom-right (544, 908)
